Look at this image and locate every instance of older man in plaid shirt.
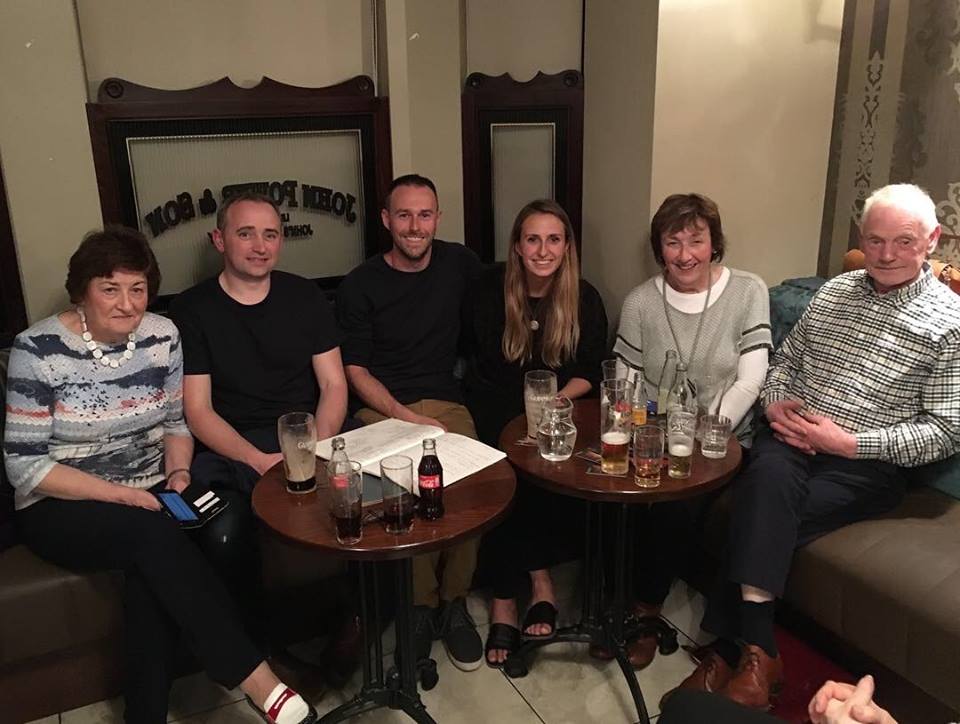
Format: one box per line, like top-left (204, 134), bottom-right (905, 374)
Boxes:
top-left (664, 184), bottom-right (960, 710)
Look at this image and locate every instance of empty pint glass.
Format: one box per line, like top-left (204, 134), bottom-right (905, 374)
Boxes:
top-left (667, 410), bottom-right (696, 479)
top-left (524, 370), bottom-right (558, 439)
top-left (600, 378), bottom-right (632, 475)
top-left (278, 412), bottom-right (317, 493)
top-left (381, 455), bottom-right (416, 534)
top-left (633, 425), bottom-right (664, 488)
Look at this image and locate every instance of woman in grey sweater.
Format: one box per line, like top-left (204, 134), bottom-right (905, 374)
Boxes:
top-left (605, 193), bottom-right (773, 671)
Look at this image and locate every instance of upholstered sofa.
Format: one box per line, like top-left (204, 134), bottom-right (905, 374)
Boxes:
top-left (0, 349), bottom-right (348, 723)
top-left (697, 272), bottom-right (960, 722)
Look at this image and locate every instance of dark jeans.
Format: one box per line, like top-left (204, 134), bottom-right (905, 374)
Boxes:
top-left (702, 427), bottom-right (905, 640)
top-left (18, 494), bottom-right (263, 724)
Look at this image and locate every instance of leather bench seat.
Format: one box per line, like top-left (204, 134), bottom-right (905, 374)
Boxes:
top-left (0, 545), bottom-right (122, 667)
top-left (785, 487), bottom-right (960, 712)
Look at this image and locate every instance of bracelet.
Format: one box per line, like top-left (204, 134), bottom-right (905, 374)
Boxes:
top-left (166, 468), bottom-right (191, 482)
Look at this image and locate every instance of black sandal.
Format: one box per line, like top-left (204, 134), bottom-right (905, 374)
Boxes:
top-left (521, 601), bottom-right (558, 641)
top-left (485, 622), bottom-right (521, 669)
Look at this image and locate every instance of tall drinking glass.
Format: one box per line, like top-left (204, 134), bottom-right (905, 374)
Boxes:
top-left (633, 425), bottom-right (664, 488)
top-left (667, 410), bottom-right (697, 479)
top-left (329, 461), bottom-right (363, 544)
top-left (601, 358), bottom-right (625, 381)
top-left (278, 412), bottom-right (317, 493)
top-left (524, 370), bottom-right (558, 438)
top-left (600, 378), bottom-right (632, 475)
top-left (381, 455), bottom-right (415, 534)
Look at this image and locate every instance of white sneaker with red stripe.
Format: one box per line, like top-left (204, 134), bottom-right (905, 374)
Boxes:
top-left (247, 684), bottom-right (318, 724)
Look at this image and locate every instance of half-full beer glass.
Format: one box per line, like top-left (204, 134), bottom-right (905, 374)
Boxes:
top-left (600, 378), bottom-right (632, 475)
top-left (278, 412), bottom-right (317, 493)
top-left (667, 410), bottom-right (696, 479)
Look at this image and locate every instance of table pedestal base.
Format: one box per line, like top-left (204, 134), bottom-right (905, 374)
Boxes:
top-left (320, 558), bottom-right (436, 724)
top-left (511, 502), bottom-right (678, 724)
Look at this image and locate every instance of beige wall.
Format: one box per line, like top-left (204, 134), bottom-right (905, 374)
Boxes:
top-left (465, 0), bottom-right (582, 79)
top-left (0, 0), bottom-right (103, 321)
top-left (650, 0), bottom-right (843, 287)
top-left (77, 0), bottom-right (369, 99)
top-left (582, 2), bottom-right (660, 329)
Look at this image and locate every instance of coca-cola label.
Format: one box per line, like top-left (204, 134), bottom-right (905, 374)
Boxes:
top-left (419, 474), bottom-right (441, 490)
top-left (331, 474), bottom-right (349, 489)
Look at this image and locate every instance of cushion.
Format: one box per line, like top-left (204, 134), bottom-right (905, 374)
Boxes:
top-left (768, 277), bottom-right (826, 349)
top-left (908, 454), bottom-right (960, 500)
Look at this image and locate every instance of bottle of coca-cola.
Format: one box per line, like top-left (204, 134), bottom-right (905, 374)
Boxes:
top-left (417, 438), bottom-right (444, 520)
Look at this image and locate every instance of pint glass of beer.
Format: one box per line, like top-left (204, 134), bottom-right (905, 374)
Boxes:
top-left (667, 410), bottom-right (696, 479)
top-left (600, 378), bottom-right (632, 475)
top-left (278, 412), bottom-right (317, 493)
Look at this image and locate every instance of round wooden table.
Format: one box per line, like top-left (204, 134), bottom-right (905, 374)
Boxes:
top-left (500, 398), bottom-right (741, 724)
top-left (253, 458), bottom-right (516, 723)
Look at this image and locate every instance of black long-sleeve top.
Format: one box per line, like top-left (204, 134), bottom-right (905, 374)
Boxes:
top-left (464, 266), bottom-right (609, 447)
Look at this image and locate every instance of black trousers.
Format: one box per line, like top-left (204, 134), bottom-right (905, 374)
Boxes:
top-left (478, 476), bottom-right (585, 600)
top-left (18, 495), bottom-right (263, 724)
top-left (702, 427), bottom-right (905, 640)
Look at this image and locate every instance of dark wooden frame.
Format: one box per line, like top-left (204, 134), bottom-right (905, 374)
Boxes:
top-left (86, 75), bottom-right (392, 306)
top-left (461, 70), bottom-right (584, 262)
top-left (0, 163), bottom-right (28, 345)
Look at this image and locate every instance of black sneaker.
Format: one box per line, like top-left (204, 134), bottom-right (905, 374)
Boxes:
top-left (411, 604), bottom-right (437, 661)
top-left (438, 597), bottom-right (482, 671)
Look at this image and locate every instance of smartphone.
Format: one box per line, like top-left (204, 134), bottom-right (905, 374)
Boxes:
top-left (156, 491), bottom-right (199, 523)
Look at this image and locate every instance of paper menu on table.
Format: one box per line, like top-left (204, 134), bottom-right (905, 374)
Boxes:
top-left (316, 419), bottom-right (506, 487)
top-left (380, 433), bottom-right (506, 487)
top-left (316, 418), bottom-right (442, 467)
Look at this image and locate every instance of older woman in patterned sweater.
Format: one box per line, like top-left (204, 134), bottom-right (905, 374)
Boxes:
top-left (4, 228), bottom-right (316, 724)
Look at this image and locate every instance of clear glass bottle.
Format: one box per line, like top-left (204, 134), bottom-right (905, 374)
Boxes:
top-left (327, 437), bottom-right (350, 488)
top-left (656, 350), bottom-right (678, 415)
top-left (630, 372), bottom-right (648, 426)
top-left (667, 362), bottom-right (698, 414)
top-left (536, 396), bottom-right (578, 462)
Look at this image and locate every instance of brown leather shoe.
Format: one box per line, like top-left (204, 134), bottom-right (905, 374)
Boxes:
top-left (588, 603), bottom-right (661, 668)
top-left (659, 649), bottom-right (734, 710)
top-left (718, 644), bottom-right (784, 710)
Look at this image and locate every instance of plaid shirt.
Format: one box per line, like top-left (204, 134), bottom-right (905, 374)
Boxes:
top-left (761, 268), bottom-right (960, 466)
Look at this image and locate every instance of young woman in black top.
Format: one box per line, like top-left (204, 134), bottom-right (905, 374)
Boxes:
top-left (464, 199), bottom-right (607, 671)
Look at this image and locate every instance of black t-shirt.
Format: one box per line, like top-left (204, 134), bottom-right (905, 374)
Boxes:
top-left (169, 271), bottom-right (340, 432)
top-left (337, 240), bottom-right (481, 407)
top-left (463, 266), bottom-right (608, 447)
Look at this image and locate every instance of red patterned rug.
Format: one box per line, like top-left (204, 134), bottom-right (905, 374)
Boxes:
top-left (769, 626), bottom-right (856, 722)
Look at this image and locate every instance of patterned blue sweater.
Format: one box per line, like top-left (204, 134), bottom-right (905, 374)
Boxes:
top-left (3, 312), bottom-right (190, 510)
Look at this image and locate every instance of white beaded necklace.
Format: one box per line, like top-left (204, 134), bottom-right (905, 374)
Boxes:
top-left (77, 307), bottom-right (136, 368)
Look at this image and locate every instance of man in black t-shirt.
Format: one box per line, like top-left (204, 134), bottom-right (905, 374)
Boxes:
top-left (337, 174), bottom-right (483, 672)
top-left (170, 192), bottom-right (347, 493)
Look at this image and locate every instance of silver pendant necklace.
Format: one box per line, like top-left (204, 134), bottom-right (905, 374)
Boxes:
top-left (661, 271), bottom-right (713, 367)
top-left (77, 307), bottom-right (136, 368)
